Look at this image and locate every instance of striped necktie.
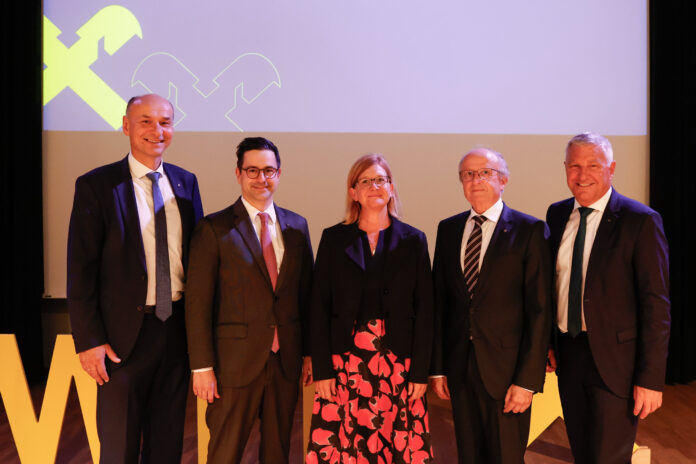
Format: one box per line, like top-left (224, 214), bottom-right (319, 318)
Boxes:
top-left (463, 215), bottom-right (486, 297)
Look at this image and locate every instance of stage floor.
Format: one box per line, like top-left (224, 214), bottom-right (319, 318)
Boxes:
top-left (2, 381), bottom-right (695, 463)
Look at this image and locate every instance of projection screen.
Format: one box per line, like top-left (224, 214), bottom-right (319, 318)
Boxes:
top-left (42, 0), bottom-right (648, 298)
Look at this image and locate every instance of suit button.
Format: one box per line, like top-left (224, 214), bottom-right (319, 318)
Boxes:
top-left (383, 289), bottom-right (389, 295)
top-left (269, 324), bottom-right (276, 328)
top-left (137, 305), bottom-right (143, 312)
top-left (141, 275), bottom-right (146, 281)
top-left (469, 335), bottom-right (474, 340)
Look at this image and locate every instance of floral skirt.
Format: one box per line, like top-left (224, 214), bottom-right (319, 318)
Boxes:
top-left (306, 319), bottom-right (433, 464)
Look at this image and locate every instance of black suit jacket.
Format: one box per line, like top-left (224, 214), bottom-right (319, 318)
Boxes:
top-left (308, 218), bottom-right (434, 384)
top-left (185, 197), bottom-right (313, 387)
top-left (431, 204), bottom-right (552, 399)
top-left (67, 156), bottom-right (203, 359)
top-left (547, 190), bottom-right (670, 397)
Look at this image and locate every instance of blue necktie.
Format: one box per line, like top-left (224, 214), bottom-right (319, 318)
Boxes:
top-left (146, 172), bottom-right (172, 321)
top-left (568, 207), bottom-right (593, 337)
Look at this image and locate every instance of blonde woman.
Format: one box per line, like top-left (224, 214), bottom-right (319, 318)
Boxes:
top-left (306, 154), bottom-right (434, 463)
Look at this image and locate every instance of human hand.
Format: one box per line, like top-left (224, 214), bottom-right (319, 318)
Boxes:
top-left (78, 344), bottom-right (120, 385)
top-left (315, 378), bottom-right (336, 401)
top-left (503, 384), bottom-right (533, 413)
top-left (633, 385), bottom-right (662, 419)
top-left (408, 382), bottom-right (427, 401)
top-left (193, 370), bottom-right (220, 403)
top-left (429, 376), bottom-right (451, 400)
top-left (546, 348), bottom-right (557, 373)
top-left (302, 356), bottom-right (314, 387)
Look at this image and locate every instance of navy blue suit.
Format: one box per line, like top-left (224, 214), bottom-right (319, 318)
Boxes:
top-left (547, 190), bottom-right (670, 464)
top-left (67, 155), bottom-right (203, 463)
top-left (432, 204), bottom-right (552, 464)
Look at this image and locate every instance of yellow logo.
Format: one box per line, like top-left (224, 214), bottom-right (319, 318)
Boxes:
top-left (43, 6), bottom-right (142, 130)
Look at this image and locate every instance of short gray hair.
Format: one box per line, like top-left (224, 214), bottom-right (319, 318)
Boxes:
top-left (566, 132), bottom-right (613, 162)
top-left (459, 147), bottom-right (510, 178)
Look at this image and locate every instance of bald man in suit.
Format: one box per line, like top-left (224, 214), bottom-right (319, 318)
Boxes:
top-left (67, 94), bottom-right (203, 463)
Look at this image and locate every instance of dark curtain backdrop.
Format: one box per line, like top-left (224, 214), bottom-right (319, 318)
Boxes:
top-left (0, 3), bottom-right (693, 385)
top-left (650, 1), bottom-right (696, 384)
top-left (1, 2), bottom-right (44, 382)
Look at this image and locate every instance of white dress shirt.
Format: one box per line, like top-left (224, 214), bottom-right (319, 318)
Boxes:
top-left (460, 198), bottom-right (504, 273)
top-left (555, 187), bottom-right (613, 332)
top-left (128, 154), bottom-right (184, 304)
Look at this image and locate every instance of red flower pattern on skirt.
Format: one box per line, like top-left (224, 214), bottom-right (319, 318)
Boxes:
top-left (306, 319), bottom-right (434, 463)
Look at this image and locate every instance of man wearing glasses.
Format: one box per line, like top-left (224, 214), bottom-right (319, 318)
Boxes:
top-left (430, 148), bottom-right (552, 463)
top-left (185, 137), bottom-right (313, 463)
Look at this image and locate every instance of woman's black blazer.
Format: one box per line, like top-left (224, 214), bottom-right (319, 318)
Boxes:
top-left (308, 217), bottom-right (434, 383)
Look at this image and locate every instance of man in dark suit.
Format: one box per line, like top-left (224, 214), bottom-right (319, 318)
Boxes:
top-left (546, 132), bottom-right (670, 464)
top-left (430, 148), bottom-right (552, 464)
top-left (185, 137), bottom-right (313, 463)
top-left (67, 94), bottom-right (203, 463)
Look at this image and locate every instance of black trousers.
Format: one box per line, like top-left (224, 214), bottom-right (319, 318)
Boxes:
top-left (449, 348), bottom-right (530, 464)
top-left (205, 352), bottom-right (300, 464)
top-left (557, 332), bottom-right (638, 464)
top-left (96, 300), bottom-right (189, 464)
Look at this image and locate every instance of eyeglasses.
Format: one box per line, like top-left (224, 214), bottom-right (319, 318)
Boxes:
top-left (241, 166), bottom-right (278, 179)
top-left (355, 176), bottom-right (391, 189)
top-left (459, 168), bottom-right (502, 182)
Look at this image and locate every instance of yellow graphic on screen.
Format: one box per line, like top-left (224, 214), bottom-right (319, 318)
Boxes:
top-left (43, 5), bottom-right (142, 130)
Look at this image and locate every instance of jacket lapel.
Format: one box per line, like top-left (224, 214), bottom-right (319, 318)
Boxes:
top-left (275, 206), bottom-right (292, 291)
top-left (452, 211), bottom-right (471, 297)
top-left (475, 204), bottom-right (513, 300)
top-left (381, 218), bottom-right (409, 280)
top-left (232, 198), bottom-right (273, 290)
top-left (585, 190), bottom-right (620, 285)
top-left (162, 163), bottom-right (191, 263)
top-left (114, 156), bottom-right (146, 272)
top-left (344, 225), bottom-right (366, 271)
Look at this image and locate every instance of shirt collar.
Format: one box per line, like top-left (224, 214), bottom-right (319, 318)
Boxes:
top-left (241, 196), bottom-right (277, 225)
top-left (573, 186), bottom-right (612, 214)
top-left (469, 197), bottom-right (504, 224)
top-left (128, 153), bottom-right (164, 179)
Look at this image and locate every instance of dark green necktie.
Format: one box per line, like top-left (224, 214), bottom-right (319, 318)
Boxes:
top-left (568, 207), bottom-right (593, 337)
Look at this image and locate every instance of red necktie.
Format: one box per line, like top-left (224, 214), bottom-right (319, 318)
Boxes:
top-left (258, 212), bottom-right (280, 352)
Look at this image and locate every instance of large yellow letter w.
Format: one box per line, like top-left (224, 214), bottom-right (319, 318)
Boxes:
top-left (0, 334), bottom-right (100, 463)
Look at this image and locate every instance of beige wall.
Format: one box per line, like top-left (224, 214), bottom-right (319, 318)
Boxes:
top-left (43, 131), bottom-right (647, 298)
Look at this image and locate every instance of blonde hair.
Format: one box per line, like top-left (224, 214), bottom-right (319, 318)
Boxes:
top-left (343, 153), bottom-right (402, 224)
